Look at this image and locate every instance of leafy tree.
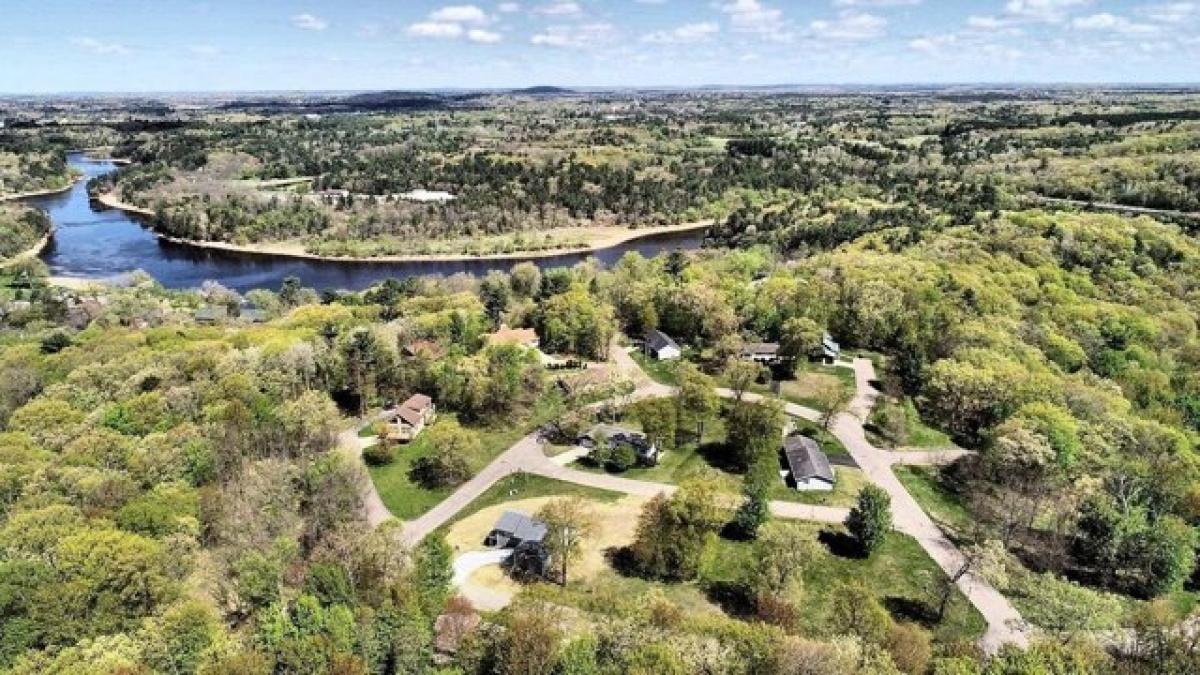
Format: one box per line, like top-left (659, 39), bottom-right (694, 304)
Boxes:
top-left (829, 582), bottom-right (892, 643)
top-left (676, 362), bottom-right (719, 442)
top-left (724, 399), bottom-right (785, 471)
top-left (536, 497), bottom-right (599, 586)
top-left (631, 398), bottom-right (678, 452)
top-left (846, 485), bottom-right (892, 557)
top-left (630, 476), bottom-right (731, 581)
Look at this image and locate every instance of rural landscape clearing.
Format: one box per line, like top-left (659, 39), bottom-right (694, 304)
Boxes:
top-left (4, 1), bottom-right (1200, 674)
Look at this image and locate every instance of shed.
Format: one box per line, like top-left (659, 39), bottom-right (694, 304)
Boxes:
top-left (782, 435), bottom-right (835, 491)
top-left (644, 329), bottom-right (682, 361)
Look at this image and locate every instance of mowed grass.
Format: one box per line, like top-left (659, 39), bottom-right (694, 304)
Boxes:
top-left (894, 466), bottom-right (974, 538)
top-left (776, 362), bottom-right (857, 411)
top-left (435, 473), bottom-right (623, 535)
top-left (704, 521), bottom-right (988, 643)
top-left (367, 396), bottom-right (566, 519)
top-left (901, 398), bottom-right (957, 449)
top-left (630, 350), bottom-right (679, 386)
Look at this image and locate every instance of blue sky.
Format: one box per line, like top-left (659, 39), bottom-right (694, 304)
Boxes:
top-left (1, 1), bottom-right (1197, 92)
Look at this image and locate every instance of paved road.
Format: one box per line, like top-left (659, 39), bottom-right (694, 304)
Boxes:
top-left (351, 340), bottom-right (1027, 653)
top-left (828, 359), bottom-right (1028, 653)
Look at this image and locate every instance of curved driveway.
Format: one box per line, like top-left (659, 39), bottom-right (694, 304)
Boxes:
top-left (347, 344), bottom-right (1029, 653)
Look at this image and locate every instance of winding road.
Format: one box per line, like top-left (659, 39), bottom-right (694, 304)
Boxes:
top-left (343, 342), bottom-right (1029, 653)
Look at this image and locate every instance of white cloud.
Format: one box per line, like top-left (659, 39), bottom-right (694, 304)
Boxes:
top-left (430, 5), bottom-right (489, 24)
top-left (71, 37), bottom-right (131, 55)
top-left (720, 0), bottom-right (783, 32)
top-left (1072, 13), bottom-right (1159, 35)
top-left (908, 34), bottom-right (957, 54)
top-left (834, 0), bottom-right (921, 6)
top-left (290, 13), bottom-right (329, 31)
top-left (642, 21), bottom-right (719, 44)
top-left (467, 28), bottom-right (503, 43)
top-left (498, 2), bottom-right (521, 12)
top-left (534, 1), bottom-right (583, 16)
top-left (809, 11), bottom-right (886, 41)
top-left (1142, 2), bottom-right (1197, 24)
top-left (1003, 0), bottom-right (1092, 23)
top-left (408, 5), bottom-right (502, 42)
top-left (408, 21), bottom-right (465, 38)
top-left (531, 23), bottom-right (614, 48)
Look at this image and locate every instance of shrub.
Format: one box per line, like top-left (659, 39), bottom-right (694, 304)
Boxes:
top-left (410, 453), bottom-right (471, 488)
top-left (362, 442), bottom-right (394, 467)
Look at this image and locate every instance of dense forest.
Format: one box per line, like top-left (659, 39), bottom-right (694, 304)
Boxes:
top-left (0, 205), bottom-right (50, 260)
top-left (3, 89), bottom-right (1200, 673)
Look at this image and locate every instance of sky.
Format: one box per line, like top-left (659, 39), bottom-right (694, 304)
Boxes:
top-left (1, 0), bottom-right (1197, 93)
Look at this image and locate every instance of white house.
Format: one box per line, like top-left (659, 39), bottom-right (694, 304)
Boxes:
top-left (644, 329), bottom-right (682, 361)
top-left (782, 435), bottom-right (836, 491)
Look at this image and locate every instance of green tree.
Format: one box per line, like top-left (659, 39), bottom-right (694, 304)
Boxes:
top-left (536, 497), bottom-right (599, 586)
top-left (846, 485), bottom-right (892, 557)
top-left (676, 362), bottom-right (719, 442)
top-left (724, 399), bottom-right (785, 471)
top-left (630, 475), bottom-right (731, 581)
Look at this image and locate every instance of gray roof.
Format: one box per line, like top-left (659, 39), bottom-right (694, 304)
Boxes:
top-left (194, 306), bottom-right (227, 322)
top-left (822, 333), bottom-right (840, 354)
top-left (741, 342), bottom-right (780, 356)
top-left (645, 329), bottom-right (680, 353)
top-left (783, 436), bottom-right (835, 484)
top-left (493, 511), bottom-right (548, 543)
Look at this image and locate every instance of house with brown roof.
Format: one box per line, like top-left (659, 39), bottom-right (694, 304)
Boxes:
top-left (385, 393), bottom-right (438, 442)
top-left (486, 325), bottom-right (540, 349)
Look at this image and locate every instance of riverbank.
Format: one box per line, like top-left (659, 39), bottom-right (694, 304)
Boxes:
top-left (96, 190), bottom-right (713, 263)
top-left (0, 230), bottom-right (54, 268)
top-left (0, 176), bottom-right (81, 203)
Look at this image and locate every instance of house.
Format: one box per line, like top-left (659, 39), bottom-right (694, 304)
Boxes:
top-left (644, 329), bottom-right (681, 361)
top-left (509, 540), bottom-right (553, 579)
top-left (590, 424), bottom-right (661, 466)
top-left (238, 306), bottom-right (268, 323)
top-left (400, 188), bottom-right (456, 203)
top-left (194, 305), bottom-right (228, 324)
top-left (485, 511), bottom-right (548, 548)
top-left (740, 342), bottom-right (781, 364)
top-left (819, 333), bottom-right (841, 364)
top-left (385, 393), bottom-right (437, 442)
top-left (487, 325), bottom-right (540, 349)
top-left (781, 435), bottom-right (836, 491)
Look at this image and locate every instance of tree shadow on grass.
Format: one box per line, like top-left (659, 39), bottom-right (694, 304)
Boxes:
top-left (818, 528), bottom-right (866, 560)
top-left (703, 580), bottom-right (756, 619)
top-left (883, 596), bottom-right (940, 627)
top-left (605, 545), bottom-right (646, 579)
top-left (695, 441), bottom-right (745, 474)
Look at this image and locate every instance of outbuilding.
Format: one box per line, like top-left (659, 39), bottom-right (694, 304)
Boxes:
top-left (782, 435), bottom-right (836, 491)
top-left (644, 329), bottom-right (682, 361)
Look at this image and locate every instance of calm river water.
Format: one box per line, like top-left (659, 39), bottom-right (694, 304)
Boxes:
top-left (31, 155), bottom-right (704, 293)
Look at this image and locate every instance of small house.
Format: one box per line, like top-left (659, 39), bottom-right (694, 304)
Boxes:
top-left (590, 424), bottom-right (661, 466)
top-left (485, 511), bottom-right (548, 548)
top-left (819, 333), bottom-right (840, 364)
top-left (782, 435), bottom-right (835, 491)
top-left (740, 342), bottom-right (781, 364)
top-left (194, 305), bottom-right (228, 324)
top-left (487, 325), bottom-right (541, 349)
top-left (644, 329), bottom-right (681, 361)
top-left (239, 306), bottom-right (268, 323)
top-left (385, 393), bottom-right (437, 442)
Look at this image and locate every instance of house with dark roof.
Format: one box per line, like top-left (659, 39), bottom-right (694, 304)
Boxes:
top-left (781, 435), bottom-right (836, 491)
top-left (385, 393), bottom-right (437, 442)
top-left (644, 329), bottom-right (681, 361)
top-left (740, 342), bottom-right (781, 364)
top-left (485, 511), bottom-right (549, 548)
top-left (194, 305), bottom-right (228, 324)
top-left (589, 423), bottom-right (661, 465)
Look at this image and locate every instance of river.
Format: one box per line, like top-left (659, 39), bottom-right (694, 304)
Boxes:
top-left (29, 155), bottom-right (704, 293)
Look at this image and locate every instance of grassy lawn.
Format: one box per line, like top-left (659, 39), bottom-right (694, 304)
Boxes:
top-left (525, 520), bottom-right (986, 645)
top-left (901, 398), bottom-right (957, 449)
top-left (775, 361), bottom-right (856, 411)
top-left (894, 466), bottom-right (974, 538)
top-left (435, 473), bottom-right (623, 534)
top-left (367, 395), bottom-right (567, 520)
top-left (630, 350), bottom-right (679, 386)
top-left (704, 521), bottom-right (988, 643)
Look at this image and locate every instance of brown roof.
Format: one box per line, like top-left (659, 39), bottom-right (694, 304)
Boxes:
top-left (393, 406), bottom-right (424, 426)
top-left (402, 393), bottom-right (433, 413)
top-left (488, 327), bottom-right (539, 346)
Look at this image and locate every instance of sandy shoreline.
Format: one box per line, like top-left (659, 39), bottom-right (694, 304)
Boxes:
top-left (96, 191), bottom-right (712, 263)
top-left (0, 177), bottom-right (81, 203)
